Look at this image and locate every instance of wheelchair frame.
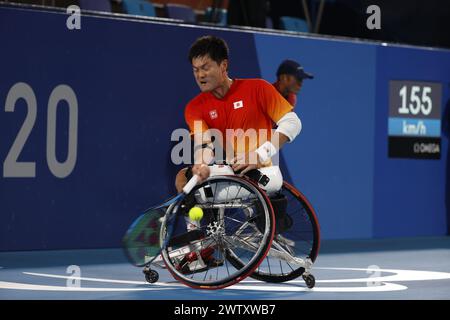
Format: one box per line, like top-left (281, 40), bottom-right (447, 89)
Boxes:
top-left (143, 174), bottom-right (320, 289)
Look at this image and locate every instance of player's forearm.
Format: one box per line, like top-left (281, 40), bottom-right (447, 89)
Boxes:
top-left (254, 132), bottom-right (288, 164)
top-left (271, 131), bottom-right (290, 151)
top-left (193, 130), bottom-right (215, 165)
top-left (255, 112), bottom-right (301, 163)
top-left (194, 147), bottom-right (214, 165)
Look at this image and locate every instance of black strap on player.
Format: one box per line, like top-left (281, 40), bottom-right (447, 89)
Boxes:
top-left (243, 169), bottom-right (270, 187)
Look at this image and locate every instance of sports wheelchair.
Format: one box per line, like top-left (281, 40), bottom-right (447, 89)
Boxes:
top-left (143, 165), bottom-right (320, 290)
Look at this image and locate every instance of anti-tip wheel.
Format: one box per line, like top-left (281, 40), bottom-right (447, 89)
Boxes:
top-left (143, 268), bottom-right (159, 283)
top-left (302, 274), bottom-right (315, 289)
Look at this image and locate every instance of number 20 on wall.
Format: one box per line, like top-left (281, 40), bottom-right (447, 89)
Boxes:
top-left (3, 82), bottom-right (78, 178)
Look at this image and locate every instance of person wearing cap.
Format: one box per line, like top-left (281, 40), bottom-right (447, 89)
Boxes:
top-left (273, 59), bottom-right (314, 108)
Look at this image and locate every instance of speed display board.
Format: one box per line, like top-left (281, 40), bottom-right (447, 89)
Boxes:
top-left (388, 81), bottom-right (442, 159)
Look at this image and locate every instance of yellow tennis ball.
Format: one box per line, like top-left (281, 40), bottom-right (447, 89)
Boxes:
top-left (189, 206), bottom-right (203, 221)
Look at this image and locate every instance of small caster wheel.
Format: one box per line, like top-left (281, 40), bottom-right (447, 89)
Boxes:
top-left (143, 268), bottom-right (159, 283)
top-left (302, 274), bottom-right (315, 289)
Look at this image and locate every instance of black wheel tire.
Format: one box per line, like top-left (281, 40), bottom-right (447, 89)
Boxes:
top-left (161, 175), bottom-right (275, 290)
top-left (303, 274), bottom-right (315, 289)
top-left (144, 269), bottom-right (159, 283)
top-left (246, 181), bottom-right (320, 283)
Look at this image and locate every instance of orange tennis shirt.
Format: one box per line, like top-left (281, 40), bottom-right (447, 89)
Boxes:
top-left (185, 78), bottom-right (293, 156)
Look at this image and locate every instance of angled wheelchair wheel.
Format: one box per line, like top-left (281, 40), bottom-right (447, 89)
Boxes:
top-left (160, 175), bottom-right (275, 289)
top-left (228, 181), bottom-right (320, 283)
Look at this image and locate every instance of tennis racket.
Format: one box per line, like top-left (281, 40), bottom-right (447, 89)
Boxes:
top-left (122, 175), bottom-right (199, 267)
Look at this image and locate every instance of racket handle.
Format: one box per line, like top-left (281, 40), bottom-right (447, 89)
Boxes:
top-left (183, 174), bottom-right (199, 194)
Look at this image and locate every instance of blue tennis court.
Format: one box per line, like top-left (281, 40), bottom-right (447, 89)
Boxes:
top-left (1, 237), bottom-right (449, 300)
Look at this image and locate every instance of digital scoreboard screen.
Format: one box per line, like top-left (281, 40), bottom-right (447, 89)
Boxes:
top-left (388, 81), bottom-right (442, 159)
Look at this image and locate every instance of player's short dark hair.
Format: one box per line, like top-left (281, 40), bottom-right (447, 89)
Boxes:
top-left (188, 35), bottom-right (229, 64)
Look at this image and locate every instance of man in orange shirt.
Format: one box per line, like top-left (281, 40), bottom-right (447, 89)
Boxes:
top-left (272, 59), bottom-right (314, 108)
top-left (175, 35), bottom-right (302, 191)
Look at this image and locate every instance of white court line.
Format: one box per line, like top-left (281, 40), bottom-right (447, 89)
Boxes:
top-left (0, 280), bottom-right (170, 292)
top-left (226, 282), bottom-right (407, 292)
top-left (22, 267), bottom-right (450, 285)
top-left (23, 270), bottom-right (409, 293)
top-left (15, 272), bottom-right (407, 293)
top-left (23, 272), bottom-right (184, 287)
top-left (238, 267), bottom-right (450, 284)
top-left (312, 267), bottom-right (450, 283)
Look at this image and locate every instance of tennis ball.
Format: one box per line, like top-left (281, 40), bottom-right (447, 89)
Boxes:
top-left (188, 206), bottom-right (203, 221)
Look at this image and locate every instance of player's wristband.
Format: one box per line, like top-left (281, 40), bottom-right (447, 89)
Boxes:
top-left (255, 141), bottom-right (277, 164)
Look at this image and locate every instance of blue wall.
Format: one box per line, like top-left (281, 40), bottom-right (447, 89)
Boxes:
top-left (373, 46), bottom-right (450, 237)
top-left (1, 5), bottom-right (449, 250)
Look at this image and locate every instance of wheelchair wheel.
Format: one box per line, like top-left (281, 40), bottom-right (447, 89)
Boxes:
top-left (228, 181), bottom-right (320, 283)
top-left (160, 176), bottom-right (275, 289)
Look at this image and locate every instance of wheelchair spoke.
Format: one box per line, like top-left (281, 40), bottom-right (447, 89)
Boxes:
top-left (223, 232), bottom-right (261, 253)
top-left (212, 181), bottom-right (219, 204)
top-left (202, 261), bottom-right (211, 281)
top-left (234, 185), bottom-right (243, 200)
top-left (191, 260), bottom-right (201, 280)
top-left (230, 218), bottom-right (261, 237)
top-left (224, 215), bottom-right (245, 225)
top-left (224, 204), bottom-right (246, 219)
top-left (225, 181), bottom-right (231, 202)
top-left (222, 246), bottom-right (231, 277)
top-left (286, 262), bottom-right (296, 273)
top-left (266, 256), bottom-right (272, 274)
top-left (216, 245), bottom-right (222, 280)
